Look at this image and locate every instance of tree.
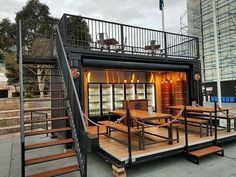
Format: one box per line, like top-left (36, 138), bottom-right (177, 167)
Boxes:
top-left (0, 18), bottom-right (16, 63)
top-left (66, 16), bottom-right (92, 47)
top-left (15, 0), bottom-right (58, 44)
top-left (14, 0), bottom-right (58, 97)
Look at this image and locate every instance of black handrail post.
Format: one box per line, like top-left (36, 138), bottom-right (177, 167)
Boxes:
top-left (121, 25), bottom-right (124, 54)
top-left (196, 37), bottom-right (200, 59)
top-left (164, 32), bottom-right (168, 58)
top-left (127, 104), bottom-right (132, 167)
top-left (18, 20), bottom-right (25, 177)
top-left (184, 105), bottom-right (189, 153)
top-left (214, 101), bottom-right (218, 145)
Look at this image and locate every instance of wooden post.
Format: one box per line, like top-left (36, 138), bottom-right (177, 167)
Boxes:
top-left (112, 165), bottom-right (126, 177)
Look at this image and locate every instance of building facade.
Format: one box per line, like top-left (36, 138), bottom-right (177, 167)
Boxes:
top-left (187, 0), bottom-right (236, 101)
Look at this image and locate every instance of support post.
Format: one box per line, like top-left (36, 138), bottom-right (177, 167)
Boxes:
top-left (212, 0), bottom-right (222, 107)
top-left (126, 102), bottom-right (132, 167)
top-left (18, 20), bottom-right (25, 177)
top-left (184, 105), bottom-right (189, 152)
top-left (214, 101), bottom-right (218, 145)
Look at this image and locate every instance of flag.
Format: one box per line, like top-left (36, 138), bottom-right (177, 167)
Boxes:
top-left (159, 0), bottom-right (164, 11)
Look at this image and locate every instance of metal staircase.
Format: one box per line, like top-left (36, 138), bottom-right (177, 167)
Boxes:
top-left (18, 21), bottom-right (87, 177)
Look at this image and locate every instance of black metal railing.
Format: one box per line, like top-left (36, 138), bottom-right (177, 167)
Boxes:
top-left (59, 14), bottom-right (199, 59)
top-left (56, 26), bottom-right (87, 177)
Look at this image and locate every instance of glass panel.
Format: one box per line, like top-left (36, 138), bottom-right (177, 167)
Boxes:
top-left (102, 84), bottom-right (113, 115)
top-left (126, 84), bottom-right (135, 100)
top-left (146, 84), bottom-right (155, 112)
top-left (114, 84), bottom-right (124, 110)
top-left (136, 84), bottom-right (145, 99)
top-left (88, 84), bottom-right (100, 117)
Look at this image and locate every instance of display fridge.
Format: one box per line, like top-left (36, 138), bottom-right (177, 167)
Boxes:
top-left (125, 84), bottom-right (135, 100)
top-left (101, 84), bottom-right (113, 115)
top-left (136, 84), bottom-right (146, 99)
top-left (114, 84), bottom-right (125, 110)
top-left (146, 83), bottom-right (156, 112)
top-left (88, 84), bottom-right (101, 117)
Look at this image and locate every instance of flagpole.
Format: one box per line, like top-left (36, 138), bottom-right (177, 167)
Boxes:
top-left (212, 0), bottom-right (222, 107)
top-left (161, 2), bottom-right (165, 31)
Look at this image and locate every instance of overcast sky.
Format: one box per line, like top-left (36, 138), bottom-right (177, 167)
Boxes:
top-left (0, 0), bottom-right (187, 33)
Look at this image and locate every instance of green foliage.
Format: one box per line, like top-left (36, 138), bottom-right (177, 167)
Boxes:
top-left (3, 52), bottom-right (19, 85)
top-left (24, 93), bottom-right (33, 98)
top-left (15, 0), bottom-right (58, 44)
top-left (66, 16), bottom-right (92, 47)
top-left (0, 18), bottom-right (17, 63)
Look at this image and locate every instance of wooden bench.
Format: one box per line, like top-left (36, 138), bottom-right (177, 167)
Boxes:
top-left (98, 120), bottom-right (144, 150)
top-left (187, 146), bottom-right (224, 164)
top-left (177, 117), bottom-right (209, 137)
top-left (144, 120), bottom-right (180, 143)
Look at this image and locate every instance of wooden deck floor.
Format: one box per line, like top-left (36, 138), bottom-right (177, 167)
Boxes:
top-left (88, 126), bottom-right (236, 162)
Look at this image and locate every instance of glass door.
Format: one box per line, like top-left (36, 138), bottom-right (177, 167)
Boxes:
top-left (114, 84), bottom-right (125, 110)
top-left (88, 84), bottom-right (101, 117)
top-left (146, 84), bottom-right (156, 112)
top-left (136, 84), bottom-right (146, 99)
top-left (125, 84), bottom-right (135, 100)
top-left (102, 84), bottom-right (113, 115)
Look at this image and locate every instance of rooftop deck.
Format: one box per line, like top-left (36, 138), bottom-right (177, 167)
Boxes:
top-left (59, 14), bottom-right (199, 60)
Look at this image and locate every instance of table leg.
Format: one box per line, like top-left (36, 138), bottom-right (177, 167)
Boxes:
top-left (210, 112), bottom-right (213, 136)
top-left (168, 120), bottom-right (173, 145)
top-left (226, 110), bottom-right (230, 132)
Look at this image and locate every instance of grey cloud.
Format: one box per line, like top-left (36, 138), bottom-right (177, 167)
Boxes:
top-left (0, 0), bottom-right (187, 33)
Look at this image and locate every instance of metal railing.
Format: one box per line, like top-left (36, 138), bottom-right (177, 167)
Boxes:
top-left (59, 14), bottom-right (199, 59)
top-left (18, 20), bottom-right (25, 177)
top-left (56, 26), bottom-right (87, 177)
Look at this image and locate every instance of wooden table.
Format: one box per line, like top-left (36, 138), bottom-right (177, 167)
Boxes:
top-left (98, 38), bottom-right (119, 52)
top-left (167, 105), bottom-right (229, 136)
top-left (109, 110), bottom-right (174, 145)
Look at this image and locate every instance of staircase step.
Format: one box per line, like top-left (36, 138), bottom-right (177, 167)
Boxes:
top-left (25, 116), bottom-right (69, 124)
top-left (24, 82), bottom-right (62, 84)
top-left (188, 146), bottom-right (224, 158)
top-left (24, 98), bottom-right (66, 102)
top-left (25, 150), bottom-right (76, 166)
top-left (187, 146), bottom-right (224, 164)
top-left (23, 90), bottom-right (64, 93)
top-left (35, 74), bottom-right (61, 77)
top-left (26, 165), bottom-right (80, 177)
top-left (24, 127), bottom-right (71, 136)
top-left (25, 138), bottom-right (74, 150)
top-left (24, 107), bottom-right (67, 113)
top-left (0, 124), bottom-right (31, 135)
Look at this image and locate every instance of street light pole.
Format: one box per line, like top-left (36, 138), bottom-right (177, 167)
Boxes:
top-left (212, 0), bottom-right (222, 107)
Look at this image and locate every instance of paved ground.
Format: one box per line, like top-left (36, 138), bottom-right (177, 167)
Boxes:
top-left (1, 102), bottom-right (236, 177)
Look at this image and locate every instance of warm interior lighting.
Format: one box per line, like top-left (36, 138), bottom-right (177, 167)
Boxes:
top-left (112, 71), bottom-right (115, 83)
top-left (150, 73), bottom-right (154, 83)
top-left (124, 79), bottom-right (127, 83)
top-left (105, 71), bottom-right (109, 84)
top-left (137, 79), bottom-right (140, 83)
top-left (87, 72), bottom-right (91, 83)
top-left (131, 73), bottom-right (135, 82)
top-left (117, 71), bottom-right (120, 83)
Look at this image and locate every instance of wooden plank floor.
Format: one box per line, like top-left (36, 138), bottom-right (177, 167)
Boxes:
top-left (89, 126), bottom-right (236, 161)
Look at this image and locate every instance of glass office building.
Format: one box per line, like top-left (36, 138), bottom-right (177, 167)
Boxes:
top-left (187, 0), bottom-right (236, 100)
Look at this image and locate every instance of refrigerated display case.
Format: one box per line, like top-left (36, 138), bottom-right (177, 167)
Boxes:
top-left (146, 84), bottom-right (156, 112)
top-left (102, 84), bottom-right (113, 115)
top-left (88, 83), bottom-right (156, 117)
top-left (88, 84), bottom-right (101, 117)
top-left (114, 84), bottom-right (125, 110)
top-left (125, 84), bottom-right (135, 100)
top-left (136, 84), bottom-right (146, 99)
